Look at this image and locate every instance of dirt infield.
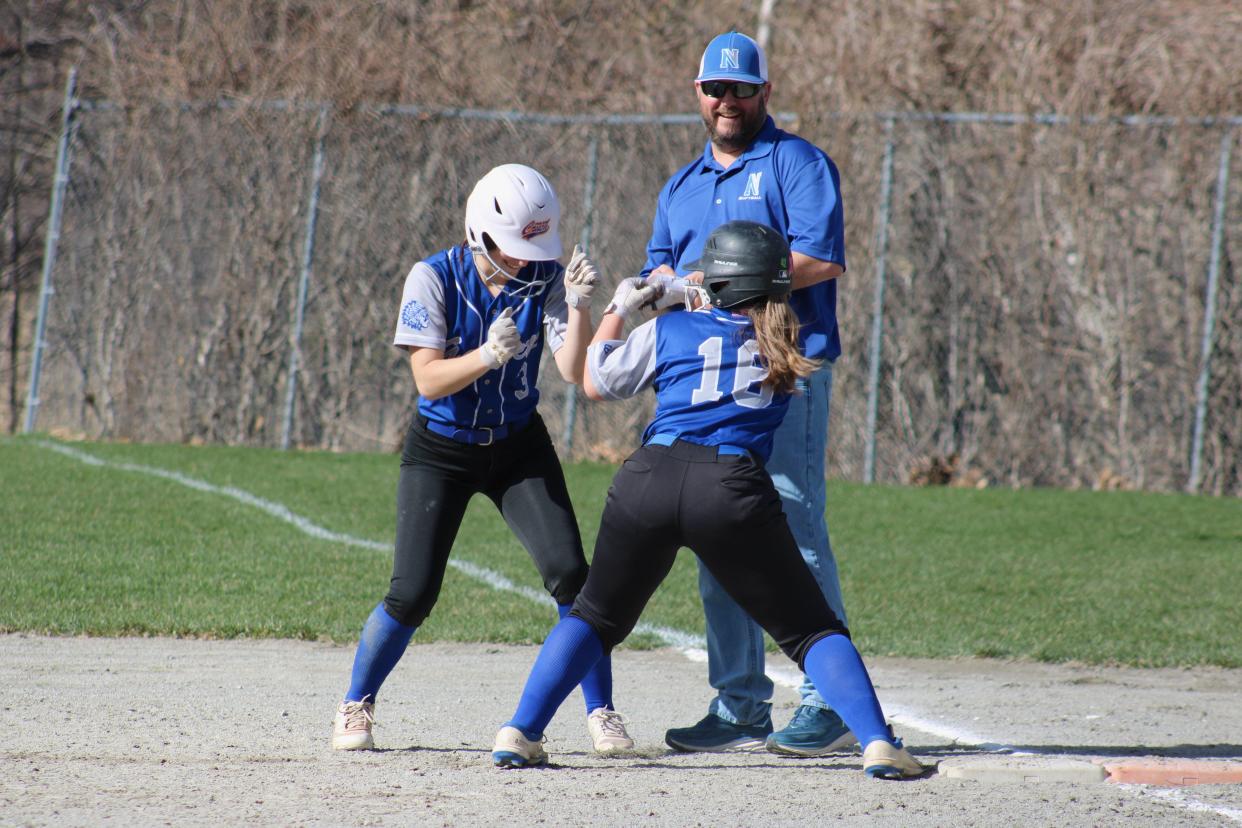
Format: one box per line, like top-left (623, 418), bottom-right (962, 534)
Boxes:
top-left (3, 635), bottom-right (1240, 826)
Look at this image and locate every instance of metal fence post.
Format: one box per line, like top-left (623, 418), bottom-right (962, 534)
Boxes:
top-left (863, 117), bottom-right (896, 484)
top-left (23, 67), bottom-right (78, 434)
top-left (280, 106), bottom-right (329, 450)
top-left (1187, 126), bottom-right (1234, 493)
top-left (561, 134), bottom-right (600, 453)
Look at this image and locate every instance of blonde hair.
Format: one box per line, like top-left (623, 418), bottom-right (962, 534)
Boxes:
top-left (743, 297), bottom-right (820, 394)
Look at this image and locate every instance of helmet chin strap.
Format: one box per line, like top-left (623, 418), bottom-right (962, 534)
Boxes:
top-left (472, 244), bottom-right (546, 296)
top-left (685, 285), bottom-right (712, 312)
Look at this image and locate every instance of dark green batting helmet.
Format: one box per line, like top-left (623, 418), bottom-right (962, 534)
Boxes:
top-left (684, 220), bottom-right (791, 309)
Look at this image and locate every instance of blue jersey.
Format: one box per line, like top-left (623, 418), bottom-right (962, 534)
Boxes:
top-left (392, 243), bottom-right (571, 430)
top-left (587, 307), bottom-right (790, 460)
top-left (642, 116), bottom-right (845, 361)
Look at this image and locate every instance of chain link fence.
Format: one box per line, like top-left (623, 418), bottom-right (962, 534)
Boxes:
top-left (22, 82), bottom-right (1241, 494)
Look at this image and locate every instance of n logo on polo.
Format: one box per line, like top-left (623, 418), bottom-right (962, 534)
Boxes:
top-left (720, 48), bottom-right (739, 70)
top-left (740, 172), bottom-right (763, 200)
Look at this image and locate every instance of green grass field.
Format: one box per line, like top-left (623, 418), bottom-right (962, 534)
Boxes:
top-left (2, 435), bottom-right (1239, 667)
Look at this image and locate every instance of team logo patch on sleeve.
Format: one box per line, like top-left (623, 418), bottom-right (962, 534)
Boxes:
top-left (521, 219), bottom-right (551, 240)
top-left (400, 299), bottom-right (431, 331)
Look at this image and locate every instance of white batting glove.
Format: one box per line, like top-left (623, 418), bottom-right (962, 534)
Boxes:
top-left (647, 273), bottom-right (689, 311)
top-left (563, 245), bottom-right (598, 310)
top-left (479, 307), bottom-right (520, 369)
top-left (604, 277), bottom-right (663, 320)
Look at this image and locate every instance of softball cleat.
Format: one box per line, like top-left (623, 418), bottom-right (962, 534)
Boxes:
top-left (587, 708), bottom-right (635, 754)
top-left (492, 725), bottom-right (548, 768)
top-left (861, 736), bottom-right (930, 779)
top-left (332, 698), bottom-right (375, 750)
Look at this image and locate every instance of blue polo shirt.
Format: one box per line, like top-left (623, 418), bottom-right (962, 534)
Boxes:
top-left (642, 116), bottom-right (846, 361)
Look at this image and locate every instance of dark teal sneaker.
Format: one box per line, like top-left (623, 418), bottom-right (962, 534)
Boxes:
top-left (665, 713), bottom-right (773, 752)
top-left (765, 705), bottom-right (856, 757)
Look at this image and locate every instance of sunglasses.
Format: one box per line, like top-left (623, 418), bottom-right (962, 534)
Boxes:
top-left (699, 80), bottom-right (764, 100)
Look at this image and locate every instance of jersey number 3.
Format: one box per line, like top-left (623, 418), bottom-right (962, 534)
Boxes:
top-left (690, 336), bottom-right (773, 409)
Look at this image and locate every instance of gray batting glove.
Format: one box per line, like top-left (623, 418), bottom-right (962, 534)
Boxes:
top-left (605, 277), bottom-right (663, 320)
top-left (563, 244), bottom-right (598, 310)
top-left (480, 307), bottom-right (520, 369)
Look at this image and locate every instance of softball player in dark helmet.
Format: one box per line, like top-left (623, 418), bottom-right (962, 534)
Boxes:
top-left (332, 164), bottom-right (632, 754)
top-left (491, 220), bottom-right (928, 779)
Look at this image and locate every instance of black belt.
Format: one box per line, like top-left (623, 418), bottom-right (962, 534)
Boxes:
top-left (423, 415), bottom-right (530, 446)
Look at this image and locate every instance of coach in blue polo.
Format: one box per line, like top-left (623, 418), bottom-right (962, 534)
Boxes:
top-left (646, 31), bottom-right (854, 757)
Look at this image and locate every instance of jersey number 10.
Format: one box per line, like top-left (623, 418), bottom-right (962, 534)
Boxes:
top-left (690, 336), bottom-right (773, 409)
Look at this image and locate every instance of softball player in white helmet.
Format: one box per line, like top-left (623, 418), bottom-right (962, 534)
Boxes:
top-left (331, 163), bottom-right (632, 755)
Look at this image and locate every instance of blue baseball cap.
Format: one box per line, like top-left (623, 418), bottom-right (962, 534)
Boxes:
top-left (696, 31), bottom-right (767, 84)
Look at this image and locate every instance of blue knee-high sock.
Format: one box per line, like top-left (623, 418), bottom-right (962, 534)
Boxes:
top-left (802, 634), bottom-right (893, 747)
top-left (507, 616), bottom-right (604, 739)
top-left (345, 603), bottom-right (417, 702)
top-left (558, 603), bottom-right (613, 713)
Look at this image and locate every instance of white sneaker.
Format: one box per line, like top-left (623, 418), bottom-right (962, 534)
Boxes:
top-left (587, 708), bottom-right (634, 754)
top-left (862, 737), bottom-right (929, 779)
top-left (492, 725), bottom-right (548, 768)
top-left (332, 698), bottom-right (375, 750)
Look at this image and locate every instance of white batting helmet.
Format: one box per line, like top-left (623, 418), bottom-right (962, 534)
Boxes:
top-left (464, 164), bottom-right (562, 262)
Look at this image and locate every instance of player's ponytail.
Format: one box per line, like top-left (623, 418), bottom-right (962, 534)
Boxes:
top-left (746, 297), bottom-right (820, 394)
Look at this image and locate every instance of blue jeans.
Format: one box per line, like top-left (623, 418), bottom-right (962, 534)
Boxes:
top-left (700, 363), bottom-right (847, 725)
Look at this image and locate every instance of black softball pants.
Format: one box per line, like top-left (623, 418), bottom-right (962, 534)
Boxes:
top-left (382, 413), bottom-right (588, 627)
top-left (571, 440), bottom-right (849, 670)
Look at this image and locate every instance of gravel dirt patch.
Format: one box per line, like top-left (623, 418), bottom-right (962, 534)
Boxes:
top-left (3, 635), bottom-right (1240, 826)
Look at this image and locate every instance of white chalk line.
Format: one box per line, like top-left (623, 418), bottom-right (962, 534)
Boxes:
top-left (32, 439), bottom-right (1239, 823)
top-left (762, 660), bottom-right (1019, 752)
top-left (1116, 785), bottom-right (1242, 824)
top-left (34, 440), bottom-right (703, 653)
